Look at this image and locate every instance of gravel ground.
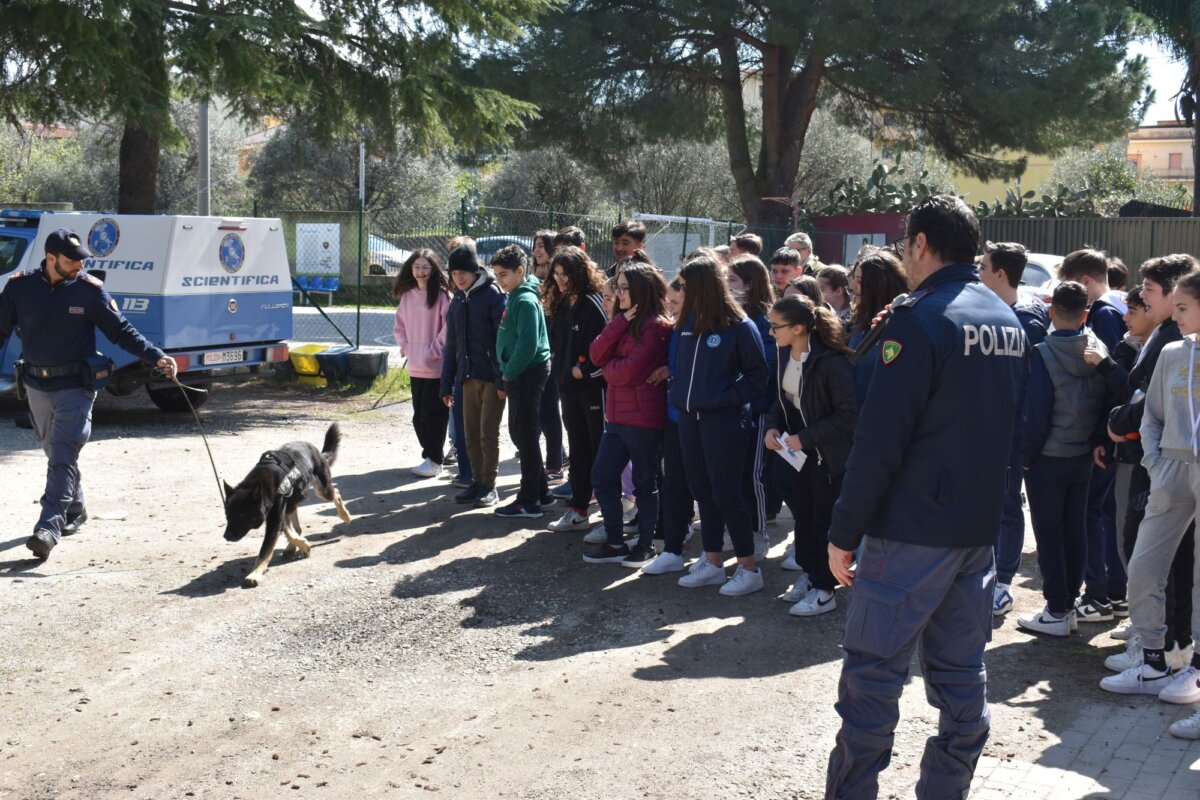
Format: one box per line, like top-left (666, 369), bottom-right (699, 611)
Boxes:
top-left (0, 381), bottom-right (1140, 798)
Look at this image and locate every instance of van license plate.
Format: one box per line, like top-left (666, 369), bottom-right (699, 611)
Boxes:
top-left (202, 349), bottom-right (244, 365)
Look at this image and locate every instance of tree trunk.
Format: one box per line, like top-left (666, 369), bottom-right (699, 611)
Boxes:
top-left (118, 123), bottom-right (161, 214)
top-left (116, 1), bottom-right (170, 214)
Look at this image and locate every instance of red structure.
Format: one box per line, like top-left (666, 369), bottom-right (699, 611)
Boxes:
top-left (811, 212), bottom-right (906, 266)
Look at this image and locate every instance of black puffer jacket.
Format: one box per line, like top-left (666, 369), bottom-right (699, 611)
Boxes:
top-left (549, 292), bottom-right (608, 394)
top-left (764, 338), bottom-right (859, 476)
top-left (1106, 320), bottom-right (1183, 464)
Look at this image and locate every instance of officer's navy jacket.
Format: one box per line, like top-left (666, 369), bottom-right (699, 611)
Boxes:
top-left (0, 263), bottom-right (165, 391)
top-left (828, 264), bottom-right (1024, 551)
top-left (668, 314), bottom-right (768, 414)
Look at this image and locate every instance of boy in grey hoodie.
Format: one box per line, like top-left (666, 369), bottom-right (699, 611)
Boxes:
top-left (1017, 282), bottom-right (1114, 638)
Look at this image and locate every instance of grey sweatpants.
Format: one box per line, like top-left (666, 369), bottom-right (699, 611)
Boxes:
top-left (1113, 462), bottom-right (1134, 570)
top-left (1127, 457), bottom-right (1200, 651)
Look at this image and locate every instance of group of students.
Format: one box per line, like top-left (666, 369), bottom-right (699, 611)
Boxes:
top-left (971, 242), bottom-right (1200, 741)
top-left (390, 222), bottom-right (883, 615)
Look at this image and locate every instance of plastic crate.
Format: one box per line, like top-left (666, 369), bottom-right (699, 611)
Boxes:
top-left (348, 347), bottom-right (389, 379)
top-left (289, 343), bottom-right (329, 376)
top-left (315, 345), bottom-right (354, 383)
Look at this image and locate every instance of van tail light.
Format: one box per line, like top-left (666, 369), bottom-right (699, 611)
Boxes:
top-left (173, 354), bottom-right (191, 373)
top-left (268, 345), bottom-right (289, 363)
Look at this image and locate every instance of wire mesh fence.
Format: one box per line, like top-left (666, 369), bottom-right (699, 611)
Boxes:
top-left (268, 202), bottom-right (750, 346)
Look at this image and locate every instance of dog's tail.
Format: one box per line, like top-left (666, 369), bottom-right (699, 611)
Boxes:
top-left (322, 423), bottom-right (342, 468)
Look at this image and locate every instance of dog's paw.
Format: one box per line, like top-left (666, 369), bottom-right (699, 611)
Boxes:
top-left (297, 542), bottom-right (312, 558)
top-left (243, 573), bottom-right (261, 587)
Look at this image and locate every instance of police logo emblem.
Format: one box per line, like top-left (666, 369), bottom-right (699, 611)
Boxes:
top-left (219, 233), bottom-right (246, 274)
top-left (881, 339), bottom-right (903, 365)
top-left (706, 334), bottom-right (721, 349)
top-left (88, 218), bottom-right (120, 257)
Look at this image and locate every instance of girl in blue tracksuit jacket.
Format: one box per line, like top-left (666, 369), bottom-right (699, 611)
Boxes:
top-left (669, 254), bottom-right (770, 596)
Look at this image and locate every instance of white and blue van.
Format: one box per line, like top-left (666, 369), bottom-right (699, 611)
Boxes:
top-left (0, 210), bottom-right (293, 410)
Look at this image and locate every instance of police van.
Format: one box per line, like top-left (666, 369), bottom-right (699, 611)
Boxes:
top-left (0, 210), bottom-right (293, 411)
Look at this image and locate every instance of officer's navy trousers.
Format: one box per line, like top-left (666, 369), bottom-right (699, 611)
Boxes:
top-left (827, 537), bottom-right (994, 800)
top-left (26, 386), bottom-right (95, 541)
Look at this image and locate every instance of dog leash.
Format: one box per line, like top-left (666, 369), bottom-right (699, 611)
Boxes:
top-left (167, 373), bottom-right (226, 504)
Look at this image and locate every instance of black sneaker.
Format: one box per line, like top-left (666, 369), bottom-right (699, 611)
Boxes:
top-left (474, 488), bottom-right (499, 508)
top-left (621, 544), bottom-right (657, 569)
top-left (62, 508), bottom-right (88, 536)
top-left (623, 514), bottom-right (639, 533)
top-left (455, 483), bottom-right (483, 504)
top-left (26, 530), bottom-right (56, 560)
top-left (583, 543), bottom-right (630, 564)
top-left (495, 500), bottom-right (542, 518)
top-left (538, 493), bottom-right (558, 509)
top-left (444, 448), bottom-right (458, 466)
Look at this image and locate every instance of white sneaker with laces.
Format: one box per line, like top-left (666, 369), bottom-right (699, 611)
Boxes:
top-left (410, 457), bottom-right (440, 478)
top-left (641, 551), bottom-right (686, 575)
top-left (583, 525), bottom-right (608, 544)
top-left (1159, 665), bottom-right (1200, 704)
top-left (1169, 709), bottom-right (1200, 740)
top-left (779, 572), bottom-right (812, 604)
top-left (1105, 635), bottom-right (1143, 672)
top-left (1112, 622), bottom-right (1136, 641)
top-left (678, 559), bottom-right (726, 588)
top-left (719, 565), bottom-right (764, 597)
top-left (548, 509), bottom-right (591, 532)
top-left (1099, 661), bottom-right (1174, 695)
top-left (780, 544), bottom-right (802, 571)
top-left (789, 588), bottom-right (837, 617)
top-left (1016, 606), bottom-right (1070, 637)
top-left (992, 584), bottom-right (1013, 616)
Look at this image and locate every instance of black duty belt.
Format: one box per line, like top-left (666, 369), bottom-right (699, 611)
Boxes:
top-left (25, 363), bottom-right (83, 379)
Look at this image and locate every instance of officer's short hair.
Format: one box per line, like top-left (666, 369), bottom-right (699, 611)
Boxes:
top-left (1052, 281), bottom-right (1089, 320)
top-left (984, 241), bottom-right (1027, 289)
top-left (905, 195), bottom-right (980, 265)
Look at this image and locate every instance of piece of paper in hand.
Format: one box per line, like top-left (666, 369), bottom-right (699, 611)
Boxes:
top-left (774, 433), bottom-right (807, 472)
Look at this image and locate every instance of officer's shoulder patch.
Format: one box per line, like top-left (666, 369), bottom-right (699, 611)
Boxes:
top-left (8, 270), bottom-right (32, 280)
top-left (80, 273), bottom-right (104, 288)
top-left (893, 288), bottom-right (933, 310)
top-left (881, 339), bottom-right (903, 365)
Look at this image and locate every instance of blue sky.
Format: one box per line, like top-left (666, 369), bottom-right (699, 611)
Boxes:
top-left (1132, 39), bottom-right (1188, 124)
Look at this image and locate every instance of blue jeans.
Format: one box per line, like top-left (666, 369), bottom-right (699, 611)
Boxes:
top-left (451, 379), bottom-right (472, 482)
top-left (994, 445), bottom-right (1024, 586)
top-left (592, 423), bottom-right (661, 547)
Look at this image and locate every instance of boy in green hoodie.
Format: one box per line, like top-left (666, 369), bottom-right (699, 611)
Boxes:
top-left (492, 245), bottom-right (554, 518)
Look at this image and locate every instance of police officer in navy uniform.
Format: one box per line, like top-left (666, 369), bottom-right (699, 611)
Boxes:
top-left (824, 197), bottom-right (1025, 798)
top-left (0, 229), bottom-right (178, 560)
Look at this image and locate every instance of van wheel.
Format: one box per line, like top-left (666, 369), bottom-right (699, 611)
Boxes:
top-left (147, 383), bottom-right (209, 412)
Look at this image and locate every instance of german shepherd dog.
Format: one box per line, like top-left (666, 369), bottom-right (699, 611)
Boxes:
top-left (222, 423), bottom-right (352, 587)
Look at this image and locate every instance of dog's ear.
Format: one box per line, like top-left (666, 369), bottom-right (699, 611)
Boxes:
top-left (222, 480), bottom-right (235, 503)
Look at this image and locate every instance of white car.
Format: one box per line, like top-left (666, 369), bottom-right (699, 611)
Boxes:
top-left (1016, 252), bottom-right (1062, 305)
top-left (367, 234), bottom-right (413, 276)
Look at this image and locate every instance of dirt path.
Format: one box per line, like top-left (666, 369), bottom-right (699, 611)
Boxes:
top-left (0, 383), bottom-right (1160, 798)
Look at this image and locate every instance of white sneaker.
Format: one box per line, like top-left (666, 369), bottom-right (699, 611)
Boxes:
top-left (1099, 661), bottom-right (1174, 695)
top-left (1105, 635), bottom-right (1143, 672)
top-left (1167, 642), bottom-right (1193, 672)
top-left (641, 551), bottom-right (686, 575)
top-left (1016, 607), bottom-right (1070, 638)
top-left (753, 531), bottom-right (770, 563)
top-left (1112, 622), bottom-right (1136, 641)
top-left (992, 584), bottom-right (1013, 616)
top-left (678, 559), bottom-right (726, 588)
top-left (410, 457), bottom-right (440, 478)
top-left (719, 565), bottom-right (764, 597)
top-left (789, 588), bottom-right (837, 617)
top-left (548, 509), bottom-right (591, 532)
top-left (1159, 666), bottom-right (1200, 704)
top-left (780, 544), bottom-right (802, 571)
top-left (583, 525), bottom-right (608, 544)
top-left (1169, 709), bottom-right (1200, 739)
top-left (779, 572), bottom-right (812, 603)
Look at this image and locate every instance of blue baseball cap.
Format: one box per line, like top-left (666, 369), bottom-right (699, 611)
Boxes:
top-left (45, 228), bottom-right (93, 260)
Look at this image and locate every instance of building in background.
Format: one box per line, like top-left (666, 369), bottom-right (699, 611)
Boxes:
top-left (1127, 119), bottom-right (1194, 187)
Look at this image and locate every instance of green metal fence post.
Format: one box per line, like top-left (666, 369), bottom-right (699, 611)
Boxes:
top-left (680, 217), bottom-right (690, 261)
top-left (460, 197), bottom-right (468, 235)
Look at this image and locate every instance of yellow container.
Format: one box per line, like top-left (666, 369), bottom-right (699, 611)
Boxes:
top-left (296, 374), bottom-right (328, 388)
top-left (289, 343), bottom-right (329, 376)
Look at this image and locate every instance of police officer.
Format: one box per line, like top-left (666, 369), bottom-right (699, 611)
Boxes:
top-left (0, 229), bottom-right (178, 560)
top-left (824, 197), bottom-right (1024, 798)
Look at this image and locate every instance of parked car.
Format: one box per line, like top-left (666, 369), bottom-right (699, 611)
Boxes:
top-left (367, 234), bottom-right (413, 276)
top-left (474, 235), bottom-right (532, 266)
top-left (1016, 252), bottom-right (1062, 304)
